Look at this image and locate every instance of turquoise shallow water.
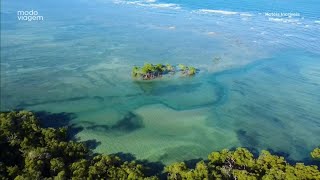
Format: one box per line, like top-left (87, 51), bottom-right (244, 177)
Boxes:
top-left (1, 0), bottom-right (320, 164)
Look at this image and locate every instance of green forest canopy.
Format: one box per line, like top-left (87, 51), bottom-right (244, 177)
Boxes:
top-left (0, 111), bottom-right (319, 179)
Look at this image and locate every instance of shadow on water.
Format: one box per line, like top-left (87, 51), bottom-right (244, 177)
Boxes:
top-left (77, 111), bottom-right (145, 134)
top-left (112, 152), bottom-right (166, 179)
top-left (113, 152), bottom-right (136, 162)
top-left (86, 124), bottom-right (110, 131)
top-left (16, 96), bottom-right (89, 109)
top-left (234, 129), bottom-right (262, 157)
top-left (111, 112), bottom-right (144, 132)
top-left (236, 129), bottom-right (260, 148)
top-left (184, 158), bottom-right (204, 169)
top-left (133, 80), bottom-right (163, 94)
top-left (266, 148), bottom-right (320, 166)
top-left (133, 79), bottom-right (201, 96)
top-left (34, 111), bottom-right (76, 128)
top-left (83, 139), bottom-right (102, 150)
top-left (151, 83), bottom-right (202, 96)
top-left (230, 146), bottom-right (260, 158)
top-left (235, 129), bottom-right (320, 166)
top-left (266, 149), bottom-right (291, 160)
top-left (33, 111), bottom-right (100, 147)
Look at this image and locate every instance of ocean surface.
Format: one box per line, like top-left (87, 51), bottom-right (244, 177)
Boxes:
top-left (1, 0), bottom-right (320, 164)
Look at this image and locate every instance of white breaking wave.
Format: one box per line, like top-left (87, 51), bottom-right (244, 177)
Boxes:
top-left (240, 13), bottom-right (253, 17)
top-left (196, 9), bottom-right (238, 15)
top-left (194, 9), bottom-right (254, 17)
top-left (114, 0), bottom-right (181, 9)
top-left (284, 34), bottom-right (295, 37)
top-left (143, 3), bottom-right (181, 9)
top-left (268, 18), bottom-right (300, 23)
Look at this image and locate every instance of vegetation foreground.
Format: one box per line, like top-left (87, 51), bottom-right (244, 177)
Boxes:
top-left (0, 111), bottom-right (319, 179)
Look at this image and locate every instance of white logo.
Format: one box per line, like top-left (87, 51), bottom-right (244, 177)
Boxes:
top-left (17, 10), bottom-right (44, 21)
top-left (264, 12), bottom-right (300, 17)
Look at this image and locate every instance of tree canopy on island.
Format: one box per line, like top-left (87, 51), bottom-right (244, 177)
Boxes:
top-left (0, 111), bottom-right (319, 180)
top-left (311, 148), bottom-right (320, 160)
top-left (132, 63), bottom-right (196, 80)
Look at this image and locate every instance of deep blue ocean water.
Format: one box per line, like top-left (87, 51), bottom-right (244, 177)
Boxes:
top-left (1, 0), bottom-right (320, 164)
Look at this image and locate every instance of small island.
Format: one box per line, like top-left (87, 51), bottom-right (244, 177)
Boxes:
top-left (132, 63), bottom-right (197, 80)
